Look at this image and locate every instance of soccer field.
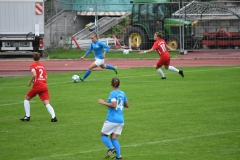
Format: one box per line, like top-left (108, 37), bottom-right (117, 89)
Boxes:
top-left (0, 66), bottom-right (239, 160)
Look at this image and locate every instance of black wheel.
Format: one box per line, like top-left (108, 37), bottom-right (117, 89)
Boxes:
top-left (166, 36), bottom-right (180, 50)
top-left (124, 27), bottom-right (148, 50)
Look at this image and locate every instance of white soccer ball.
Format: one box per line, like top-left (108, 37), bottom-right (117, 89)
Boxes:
top-left (123, 49), bottom-right (129, 54)
top-left (72, 75), bottom-right (79, 83)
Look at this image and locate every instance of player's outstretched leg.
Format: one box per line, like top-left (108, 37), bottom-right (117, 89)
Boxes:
top-left (106, 64), bottom-right (118, 75)
top-left (168, 66), bottom-right (184, 78)
top-left (80, 70), bottom-right (91, 81)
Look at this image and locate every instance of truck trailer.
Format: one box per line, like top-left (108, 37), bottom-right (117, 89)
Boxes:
top-left (0, 0), bottom-right (44, 56)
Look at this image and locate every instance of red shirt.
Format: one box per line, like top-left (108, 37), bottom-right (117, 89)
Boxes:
top-left (152, 39), bottom-right (170, 59)
top-left (30, 62), bottom-right (47, 86)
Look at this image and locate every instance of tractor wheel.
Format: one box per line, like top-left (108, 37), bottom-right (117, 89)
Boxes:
top-left (166, 37), bottom-right (180, 50)
top-left (124, 27), bottom-right (148, 50)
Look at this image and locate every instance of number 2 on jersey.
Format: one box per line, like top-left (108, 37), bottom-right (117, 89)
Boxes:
top-left (39, 69), bottom-right (43, 78)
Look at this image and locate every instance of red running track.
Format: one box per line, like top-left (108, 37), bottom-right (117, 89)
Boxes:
top-left (0, 50), bottom-right (240, 77)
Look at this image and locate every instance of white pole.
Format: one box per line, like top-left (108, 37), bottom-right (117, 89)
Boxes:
top-left (107, 38), bottom-right (109, 46)
top-left (137, 38), bottom-right (138, 47)
top-left (129, 38), bottom-right (131, 49)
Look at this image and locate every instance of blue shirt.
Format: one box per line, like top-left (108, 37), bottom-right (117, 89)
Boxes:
top-left (85, 40), bottom-right (110, 59)
top-left (106, 90), bottom-right (128, 123)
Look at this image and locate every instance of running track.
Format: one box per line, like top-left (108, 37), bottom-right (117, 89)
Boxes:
top-left (0, 50), bottom-right (240, 77)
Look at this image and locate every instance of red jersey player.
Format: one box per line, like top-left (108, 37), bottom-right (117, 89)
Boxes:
top-left (139, 32), bottom-right (184, 79)
top-left (20, 52), bottom-right (57, 122)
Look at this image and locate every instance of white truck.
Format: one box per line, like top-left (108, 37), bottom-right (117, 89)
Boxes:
top-left (0, 0), bottom-right (44, 56)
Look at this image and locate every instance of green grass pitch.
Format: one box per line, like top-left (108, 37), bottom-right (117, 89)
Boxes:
top-left (0, 66), bottom-right (239, 160)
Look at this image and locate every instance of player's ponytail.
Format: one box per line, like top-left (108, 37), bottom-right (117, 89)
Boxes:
top-left (111, 77), bottom-right (120, 88)
top-left (92, 32), bottom-right (99, 40)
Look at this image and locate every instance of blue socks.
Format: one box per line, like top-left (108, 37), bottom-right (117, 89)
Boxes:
top-left (111, 138), bottom-right (121, 157)
top-left (101, 136), bottom-right (114, 149)
top-left (106, 64), bottom-right (115, 70)
top-left (83, 70), bottom-right (91, 79)
top-left (101, 136), bottom-right (121, 157)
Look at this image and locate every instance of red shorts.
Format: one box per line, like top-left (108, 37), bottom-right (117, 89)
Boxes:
top-left (27, 85), bottom-right (49, 100)
top-left (156, 57), bottom-right (170, 67)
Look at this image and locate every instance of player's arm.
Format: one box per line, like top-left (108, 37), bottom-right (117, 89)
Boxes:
top-left (124, 102), bottom-right (129, 108)
top-left (28, 69), bottom-right (36, 87)
top-left (100, 42), bottom-right (109, 58)
top-left (139, 48), bottom-right (155, 54)
top-left (81, 44), bottom-right (93, 59)
top-left (98, 99), bottom-right (116, 108)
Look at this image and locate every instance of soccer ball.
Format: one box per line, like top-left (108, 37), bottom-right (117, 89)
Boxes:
top-left (72, 75), bottom-right (79, 83)
top-left (123, 49), bottom-right (129, 54)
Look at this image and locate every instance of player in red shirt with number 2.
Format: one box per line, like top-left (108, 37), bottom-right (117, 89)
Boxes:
top-left (139, 32), bottom-right (184, 79)
top-left (20, 52), bottom-right (57, 122)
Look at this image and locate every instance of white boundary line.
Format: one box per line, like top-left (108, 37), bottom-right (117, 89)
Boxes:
top-left (0, 101), bottom-right (36, 107)
top-left (29, 130), bottom-right (240, 160)
top-left (1, 66), bottom-right (240, 89)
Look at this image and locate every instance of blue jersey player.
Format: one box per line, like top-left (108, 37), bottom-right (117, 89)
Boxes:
top-left (79, 32), bottom-right (118, 81)
top-left (98, 77), bottom-right (129, 159)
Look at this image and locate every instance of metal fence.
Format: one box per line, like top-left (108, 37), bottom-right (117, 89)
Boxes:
top-left (44, 0), bottom-right (240, 51)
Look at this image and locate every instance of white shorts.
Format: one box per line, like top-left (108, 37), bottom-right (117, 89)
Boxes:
top-left (101, 121), bottom-right (124, 135)
top-left (94, 58), bottom-right (105, 67)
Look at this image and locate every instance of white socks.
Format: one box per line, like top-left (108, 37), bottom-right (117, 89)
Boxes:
top-left (23, 100), bottom-right (55, 118)
top-left (24, 100), bottom-right (30, 117)
top-left (157, 68), bottom-right (165, 78)
top-left (157, 66), bottom-right (180, 78)
top-left (46, 104), bottom-right (56, 118)
top-left (168, 66), bottom-right (179, 72)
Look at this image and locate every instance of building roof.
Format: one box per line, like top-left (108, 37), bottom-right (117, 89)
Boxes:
top-left (172, 1), bottom-right (240, 21)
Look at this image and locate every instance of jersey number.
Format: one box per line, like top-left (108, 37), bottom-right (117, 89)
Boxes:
top-left (39, 69), bottom-right (43, 78)
top-left (116, 99), bottom-right (124, 110)
top-left (160, 44), bottom-right (167, 52)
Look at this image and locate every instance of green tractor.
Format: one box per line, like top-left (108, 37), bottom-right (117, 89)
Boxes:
top-left (124, 0), bottom-right (196, 50)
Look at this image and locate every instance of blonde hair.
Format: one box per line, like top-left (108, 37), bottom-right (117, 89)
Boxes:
top-left (91, 32), bottom-right (99, 40)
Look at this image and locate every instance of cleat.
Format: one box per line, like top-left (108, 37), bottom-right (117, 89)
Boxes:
top-left (79, 77), bottom-right (84, 82)
top-left (51, 117), bottom-right (57, 122)
top-left (112, 156), bottom-right (122, 160)
top-left (105, 148), bottom-right (116, 159)
top-left (161, 77), bottom-right (166, 79)
top-left (179, 70), bottom-right (184, 77)
top-left (20, 116), bottom-right (30, 121)
top-left (114, 66), bottom-right (118, 75)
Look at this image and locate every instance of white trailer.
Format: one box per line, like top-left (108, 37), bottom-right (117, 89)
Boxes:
top-left (0, 0), bottom-right (44, 56)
